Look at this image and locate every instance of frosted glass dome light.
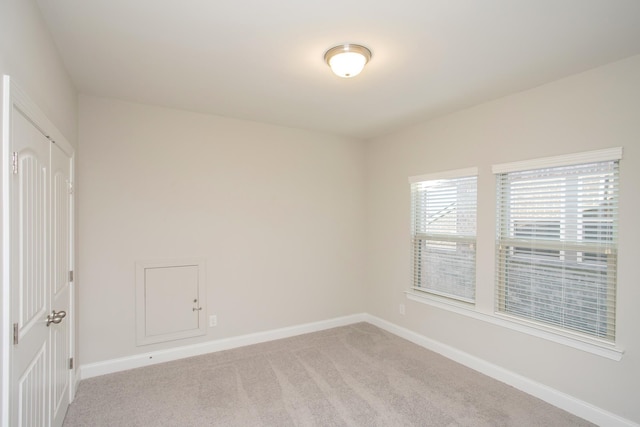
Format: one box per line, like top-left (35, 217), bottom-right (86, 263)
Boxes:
top-left (324, 44), bottom-right (372, 78)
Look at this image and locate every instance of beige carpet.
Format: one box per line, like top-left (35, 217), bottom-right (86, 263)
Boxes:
top-left (63, 323), bottom-right (594, 426)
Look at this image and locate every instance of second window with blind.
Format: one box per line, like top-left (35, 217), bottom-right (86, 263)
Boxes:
top-left (493, 148), bottom-right (621, 342)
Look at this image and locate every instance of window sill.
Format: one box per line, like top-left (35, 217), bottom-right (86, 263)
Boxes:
top-left (405, 289), bottom-right (624, 361)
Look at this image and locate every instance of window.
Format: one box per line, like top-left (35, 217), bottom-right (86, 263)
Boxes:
top-left (410, 168), bottom-right (477, 303)
top-left (494, 148), bottom-right (621, 342)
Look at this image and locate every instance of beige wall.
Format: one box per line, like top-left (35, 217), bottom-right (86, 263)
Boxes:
top-left (0, 0), bottom-right (77, 144)
top-left (77, 95), bottom-right (366, 364)
top-left (365, 54), bottom-right (640, 422)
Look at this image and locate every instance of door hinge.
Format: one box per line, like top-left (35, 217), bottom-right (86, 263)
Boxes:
top-left (69, 358), bottom-right (74, 370)
top-left (13, 323), bottom-right (19, 345)
top-left (11, 152), bottom-right (18, 174)
top-left (69, 270), bottom-right (74, 282)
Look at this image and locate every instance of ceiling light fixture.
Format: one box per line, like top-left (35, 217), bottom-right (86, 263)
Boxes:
top-left (324, 44), bottom-right (372, 78)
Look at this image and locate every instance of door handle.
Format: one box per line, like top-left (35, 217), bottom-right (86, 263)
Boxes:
top-left (46, 310), bottom-right (67, 327)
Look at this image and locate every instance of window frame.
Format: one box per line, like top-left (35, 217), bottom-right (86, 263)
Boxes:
top-left (409, 167), bottom-right (478, 304)
top-left (492, 147), bottom-right (622, 344)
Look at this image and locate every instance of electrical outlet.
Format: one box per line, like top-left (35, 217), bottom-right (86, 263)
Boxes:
top-left (209, 315), bottom-right (217, 327)
top-left (399, 304), bottom-right (406, 315)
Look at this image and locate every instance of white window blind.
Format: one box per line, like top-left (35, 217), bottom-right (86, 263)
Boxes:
top-left (410, 169), bottom-right (477, 303)
top-left (494, 150), bottom-right (620, 342)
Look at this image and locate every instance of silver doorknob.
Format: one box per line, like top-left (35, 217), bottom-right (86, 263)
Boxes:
top-left (46, 310), bottom-right (66, 327)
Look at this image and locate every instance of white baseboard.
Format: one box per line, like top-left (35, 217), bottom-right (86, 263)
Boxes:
top-left (364, 314), bottom-right (638, 427)
top-left (79, 313), bottom-right (367, 380)
top-left (79, 312), bottom-right (636, 427)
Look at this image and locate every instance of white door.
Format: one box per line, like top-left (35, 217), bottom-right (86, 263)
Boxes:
top-left (6, 77), bottom-right (74, 427)
top-left (10, 107), bottom-right (51, 427)
top-left (49, 143), bottom-right (72, 427)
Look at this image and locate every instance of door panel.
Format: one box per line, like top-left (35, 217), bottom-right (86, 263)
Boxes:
top-left (11, 108), bottom-right (50, 427)
top-left (17, 149), bottom-right (48, 335)
top-left (17, 342), bottom-right (47, 427)
top-left (145, 265), bottom-right (200, 337)
top-left (50, 143), bottom-right (72, 427)
top-left (135, 259), bottom-right (206, 346)
top-left (50, 324), bottom-right (68, 427)
top-left (52, 160), bottom-right (69, 295)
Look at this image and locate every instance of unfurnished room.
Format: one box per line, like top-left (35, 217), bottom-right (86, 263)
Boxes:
top-left (1, 1), bottom-right (640, 426)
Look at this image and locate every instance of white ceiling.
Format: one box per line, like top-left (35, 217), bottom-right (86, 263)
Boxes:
top-left (36, 0), bottom-right (640, 139)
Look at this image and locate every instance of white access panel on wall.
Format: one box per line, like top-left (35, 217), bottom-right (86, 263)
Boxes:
top-left (135, 259), bottom-right (206, 346)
